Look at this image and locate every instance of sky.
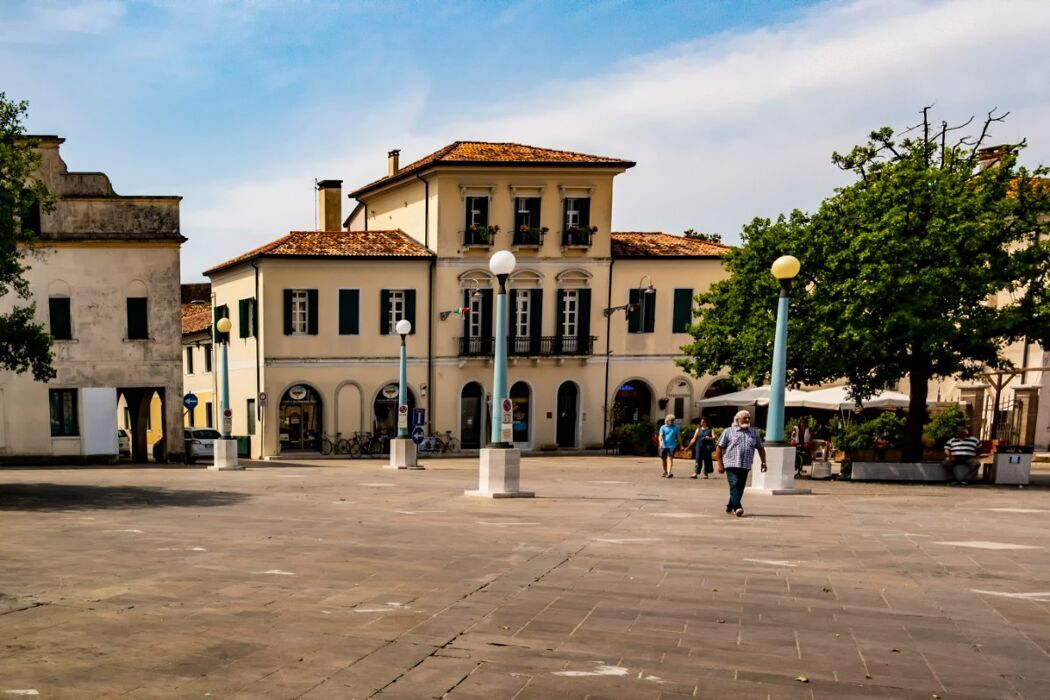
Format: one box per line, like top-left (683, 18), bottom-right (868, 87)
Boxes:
top-left (3, 0), bottom-right (1050, 282)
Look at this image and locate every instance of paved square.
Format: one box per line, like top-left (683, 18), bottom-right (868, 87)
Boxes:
top-left (1, 457), bottom-right (1049, 698)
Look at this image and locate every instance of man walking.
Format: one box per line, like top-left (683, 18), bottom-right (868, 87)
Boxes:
top-left (716, 410), bottom-right (766, 516)
top-left (943, 426), bottom-right (982, 485)
top-left (659, 414), bottom-right (681, 478)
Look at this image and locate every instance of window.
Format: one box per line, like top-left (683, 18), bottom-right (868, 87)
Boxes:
top-left (284, 290), bottom-right (318, 335)
top-left (205, 402), bottom-right (214, 428)
top-left (49, 297), bottom-right (72, 340)
top-left (204, 344), bottom-right (212, 372)
top-left (127, 297), bottom-right (149, 339)
top-left (672, 288), bottom-right (694, 333)
top-left (561, 290), bottom-right (579, 337)
top-left (49, 389), bottom-right (78, 437)
top-left (339, 289), bottom-right (360, 335)
top-left (469, 291), bottom-right (484, 338)
top-left (185, 346), bottom-right (194, 374)
top-left (238, 298), bottom-right (257, 338)
top-left (247, 398), bottom-right (256, 435)
top-left (466, 196), bottom-right (489, 228)
top-left (515, 289), bottom-right (531, 337)
top-left (628, 289), bottom-right (656, 333)
top-left (380, 289), bottom-right (415, 334)
top-left (515, 197), bottom-right (541, 230)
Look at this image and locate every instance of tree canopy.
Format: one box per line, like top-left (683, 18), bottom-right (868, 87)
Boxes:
top-left (0, 93), bottom-right (56, 381)
top-left (679, 109), bottom-right (1050, 459)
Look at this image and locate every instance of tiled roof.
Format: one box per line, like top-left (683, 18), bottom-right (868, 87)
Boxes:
top-left (182, 302), bottom-right (212, 337)
top-left (611, 232), bottom-right (730, 258)
top-left (350, 141), bottom-right (635, 196)
top-left (205, 230), bottom-right (433, 276)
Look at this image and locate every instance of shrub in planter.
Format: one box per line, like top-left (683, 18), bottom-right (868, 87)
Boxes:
top-left (618, 419), bottom-right (657, 456)
top-left (923, 404), bottom-right (966, 449)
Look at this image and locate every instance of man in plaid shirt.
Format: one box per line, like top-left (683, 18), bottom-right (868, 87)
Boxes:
top-left (716, 410), bottom-right (767, 517)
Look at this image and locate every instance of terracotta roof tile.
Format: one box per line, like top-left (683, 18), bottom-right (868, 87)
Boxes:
top-left (205, 229), bottom-right (432, 276)
top-left (182, 302), bottom-right (212, 337)
top-left (611, 232), bottom-right (730, 258)
top-left (351, 141), bottom-right (635, 196)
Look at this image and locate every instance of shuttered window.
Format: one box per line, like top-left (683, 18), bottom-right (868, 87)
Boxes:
top-left (627, 289), bottom-right (656, 334)
top-left (127, 297), bottom-right (149, 339)
top-left (672, 288), bottom-right (693, 333)
top-left (381, 289), bottom-right (416, 334)
top-left (185, 346), bottom-right (194, 374)
top-left (238, 298), bottom-right (257, 338)
top-left (284, 290), bottom-right (317, 335)
top-left (49, 297), bottom-right (72, 340)
top-left (339, 289), bottom-right (360, 335)
top-left (465, 196), bottom-right (489, 228)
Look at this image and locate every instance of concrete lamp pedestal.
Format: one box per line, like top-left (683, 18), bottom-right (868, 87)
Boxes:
top-left (748, 445), bottom-right (810, 495)
top-left (465, 447), bottom-right (533, 498)
top-left (387, 437), bottom-right (423, 470)
top-left (209, 438), bottom-right (243, 471)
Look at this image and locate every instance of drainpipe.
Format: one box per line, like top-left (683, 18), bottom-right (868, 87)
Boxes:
top-left (603, 257), bottom-right (615, 449)
top-left (417, 173), bottom-right (433, 431)
top-left (251, 259), bottom-right (262, 457)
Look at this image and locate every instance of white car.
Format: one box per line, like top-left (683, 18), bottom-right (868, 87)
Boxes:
top-left (117, 429), bottom-right (131, 457)
top-left (184, 428), bottom-right (220, 460)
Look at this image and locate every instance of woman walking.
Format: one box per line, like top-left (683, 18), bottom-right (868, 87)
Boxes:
top-left (658, 414), bottom-right (681, 478)
top-left (686, 417), bottom-right (716, 478)
top-left (715, 410), bottom-right (766, 516)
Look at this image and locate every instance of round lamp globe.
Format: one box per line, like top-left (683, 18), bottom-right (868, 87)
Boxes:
top-left (395, 319), bottom-right (412, 336)
top-left (215, 317), bottom-right (232, 334)
top-left (489, 250), bottom-right (516, 276)
top-left (770, 255), bottom-right (801, 280)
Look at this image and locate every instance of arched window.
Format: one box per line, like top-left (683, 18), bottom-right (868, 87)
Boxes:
top-left (279, 384), bottom-right (323, 452)
top-left (510, 381), bottom-right (531, 444)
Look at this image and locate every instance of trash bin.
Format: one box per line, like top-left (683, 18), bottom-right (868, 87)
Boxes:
top-left (992, 446), bottom-right (1033, 485)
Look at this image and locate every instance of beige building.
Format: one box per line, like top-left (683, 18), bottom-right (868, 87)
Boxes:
top-left (0, 136), bottom-right (185, 462)
top-left (202, 143), bottom-right (731, 458)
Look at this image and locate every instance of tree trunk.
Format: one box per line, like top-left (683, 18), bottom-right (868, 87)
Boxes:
top-left (903, 362), bottom-right (930, 461)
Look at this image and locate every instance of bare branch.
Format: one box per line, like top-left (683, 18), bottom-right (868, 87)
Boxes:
top-left (968, 107), bottom-right (1011, 167)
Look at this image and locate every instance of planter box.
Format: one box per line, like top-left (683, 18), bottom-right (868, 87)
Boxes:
top-left (850, 461), bottom-right (947, 482)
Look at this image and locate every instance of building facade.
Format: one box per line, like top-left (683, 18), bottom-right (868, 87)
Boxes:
top-left (202, 143), bottom-right (731, 458)
top-left (0, 136), bottom-right (185, 462)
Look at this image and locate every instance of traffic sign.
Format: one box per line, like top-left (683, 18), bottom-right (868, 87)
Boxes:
top-left (411, 426), bottom-right (425, 445)
top-left (397, 404), bottom-right (409, 430)
top-left (222, 408), bottom-right (232, 434)
top-left (183, 393), bottom-right (198, 410)
top-left (413, 407), bottom-right (426, 428)
top-left (501, 398), bottom-right (513, 442)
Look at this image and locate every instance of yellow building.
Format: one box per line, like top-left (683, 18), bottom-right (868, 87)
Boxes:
top-left (201, 142), bottom-right (731, 458)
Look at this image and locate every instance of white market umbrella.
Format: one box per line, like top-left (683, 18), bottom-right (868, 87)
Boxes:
top-left (793, 386), bottom-right (914, 411)
top-left (696, 385), bottom-right (810, 408)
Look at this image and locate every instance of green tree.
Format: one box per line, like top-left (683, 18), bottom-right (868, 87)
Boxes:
top-left (679, 109), bottom-right (1050, 460)
top-left (0, 93), bottom-right (56, 381)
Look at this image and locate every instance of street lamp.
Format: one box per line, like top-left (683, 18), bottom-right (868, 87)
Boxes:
top-left (210, 315), bottom-right (242, 470)
top-left (389, 318), bottom-right (422, 469)
top-left (466, 250), bottom-right (533, 497)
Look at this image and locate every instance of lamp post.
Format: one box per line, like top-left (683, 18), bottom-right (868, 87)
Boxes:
top-left (466, 250), bottom-right (533, 498)
top-left (388, 318), bottom-right (422, 469)
top-left (210, 316), bottom-right (242, 470)
top-left (602, 275), bottom-right (656, 447)
top-left (751, 254), bottom-right (808, 494)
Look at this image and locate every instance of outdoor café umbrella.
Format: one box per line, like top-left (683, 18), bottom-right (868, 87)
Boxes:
top-left (696, 385), bottom-right (811, 408)
top-left (793, 386), bottom-right (915, 411)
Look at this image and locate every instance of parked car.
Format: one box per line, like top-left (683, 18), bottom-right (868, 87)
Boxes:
top-left (117, 429), bottom-right (131, 457)
top-left (184, 428), bottom-right (220, 460)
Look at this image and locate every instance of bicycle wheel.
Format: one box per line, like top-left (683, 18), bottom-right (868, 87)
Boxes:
top-left (320, 437), bottom-right (334, 456)
top-left (368, 439), bottom-right (384, 457)
top-left (446, 437), bottom-right (459, 453)
top-left (335, 439), bottom-right (349, 455)
top-left (348, 441), bottom-right (363, 458)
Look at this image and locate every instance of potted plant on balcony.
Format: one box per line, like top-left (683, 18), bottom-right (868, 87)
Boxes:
top-left (564, 225), bottom-right (598, 246)
top-left (516, 225), bottom-right (548, 246)
top-left (466, 224), bottom-right (499, 246)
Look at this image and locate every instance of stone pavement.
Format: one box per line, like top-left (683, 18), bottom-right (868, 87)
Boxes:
top-left (1, 457), bottom-right (1048, 699)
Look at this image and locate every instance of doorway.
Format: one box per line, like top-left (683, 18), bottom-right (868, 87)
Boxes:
top-left (556, 382), bottom-right (578, 448)
top-left (279, 384), bottom-right (322, 451)
top-left (460, 381), bottom-right (484, 449)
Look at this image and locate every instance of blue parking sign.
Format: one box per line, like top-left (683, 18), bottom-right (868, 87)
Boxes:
top-left (413, 407), bottom-right (426, 428)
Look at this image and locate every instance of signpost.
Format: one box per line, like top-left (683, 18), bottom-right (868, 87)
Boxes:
top-left (501, 398), bottom-right (513, 443)
top-left (183, 393), bottom-right (198, 410)
top-left (411, 425), bottom-right (425, 445)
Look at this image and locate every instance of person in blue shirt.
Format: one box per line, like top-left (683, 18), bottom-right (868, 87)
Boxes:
top-left (658, 414), bottom-right (681, 478)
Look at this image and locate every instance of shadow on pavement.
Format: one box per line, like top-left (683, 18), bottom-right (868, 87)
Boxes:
top-left (0, 483), bottom-right (250, 511)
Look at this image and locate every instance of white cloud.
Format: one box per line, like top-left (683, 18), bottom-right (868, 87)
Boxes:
top-left (179, 0), bottom-right (1050, 278)
top-left (0, 0), bottom-right (126, 42)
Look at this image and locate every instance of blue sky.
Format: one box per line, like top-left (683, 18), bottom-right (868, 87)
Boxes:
top-left (3, 0), bottom-right (1049, 281)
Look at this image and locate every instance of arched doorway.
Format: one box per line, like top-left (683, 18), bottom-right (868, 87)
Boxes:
top-left (612, 380), bottom-right (652, 427)
top-left (510, 381), bottom-right (531, 446)
top-left (460, 381), bottom-right (485, 449)
top-left (556, 382), bottom-right (579, 448)
top-left (373, 383), bottom-right (417, 441)
top-left (280, 384), bottom-right (322, 452)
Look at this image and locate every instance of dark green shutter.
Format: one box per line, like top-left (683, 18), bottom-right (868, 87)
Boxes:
top-left (578, 289), bottom-right (591, 347)
top-left (579, 198), bottom-right (591, 228)
top-left (405, 290), bottom-right (416, 334)
top-left (673, 289), bottom-right (693, 333)
top-left (562, 198), bottom-right (570, 232)
top-left (307, 289), bottom-right (319, 335)
top-left (238, 299), bottom-right (249, 338)
top-left (627, 288), bottom-right (641, 333)
top-left (283, 291), bottom-right (294, 335)
top-left (462, 289), bottom-right (471, 337)
top-left (49, 297), bottom-right (71, 340)
top-left (528, 197), bottom-right (540, 228)
top-left (529, 289), bottom-right (543, 354)
top-left (643, 291), bottom-right (656, 333)
top-left (127, 297), bottom-right (148, 339)
top-left (477, 197), bottom-right (488, 228)
top-left (508, 289), bottom-right (518, 350)
top-left (339, 289), bottom-right (359, 335)
top-left (465, 198), bottom-right (472, 231)
top-left (380, 290), bottom-right (390, 335)
top-left (555, 290), bottom-right (566, 353)
top-left (480, 289), bottom-right (493, 339)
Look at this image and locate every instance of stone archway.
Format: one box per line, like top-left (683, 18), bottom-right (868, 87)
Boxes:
top-left (612, 379), bottom-right (653, 427)
top-left (279, 383), bottom-right (323, 452)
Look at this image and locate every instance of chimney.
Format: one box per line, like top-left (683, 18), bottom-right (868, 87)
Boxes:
top-left (387, 149), bottom-right (400, 177)
top-left (316, 180), bottom-right (343, 231)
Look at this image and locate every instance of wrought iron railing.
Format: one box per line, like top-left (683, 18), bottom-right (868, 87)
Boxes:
top-left (562, 227), bottom-right (595, 247)
top-left (461, 227), bottom-right (496, 247)
top-left (457, 335), bottom-right (597, 357)
top-left (513, 227), bottom-right (546, 246)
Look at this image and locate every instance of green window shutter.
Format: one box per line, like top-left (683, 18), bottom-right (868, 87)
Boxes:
top-left (480, 289), bottom-right (493, 338)
top-left (465, 198), bottom-right (472, 231)
top-left (627, 288), bottom-right (641, 333)
top-left (380, 290), bottom-right (390, 335)
top-left (578, 289), bottom-right (591, 342)
top-left (339, 289), bottom-right (359, 335)
top-left (462, 289), bottom-right (471, 337)
top-left (238, 299), bottom-right (249, 338)
top-left (477, 197), bottom-right (488, 228)
top-left (672, 288), bottom-right (693, 333)
top-left (508, 290), bottom-right (518, 345)
top-left (405, 290), bottom-right (416, 334)
top-left (49, 297), bottom-right (71, 340)
top-left (307, 290), bottom-right (319, 335)
top-left (528, 197), bottom-right (541, 228)
top-left (529, 289), bottom-right (543, 353)
top-left (579, 198), bottom-right (591, 228)
top-left (555, 290), bottom-right (566, 338)
top-left (247, 399), bottom-right (256, 435)
top-left (283, 291), bottom-right (294, 335)
top-left (643, 291), bottom-right (656, 333)
top-left (127, 297), bottom-right (148, 339)
top-left (562, 198), bottom-right (570, 232)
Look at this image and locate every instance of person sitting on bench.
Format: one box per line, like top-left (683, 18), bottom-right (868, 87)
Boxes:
top-left (943, 426), bottom-right (981, 485)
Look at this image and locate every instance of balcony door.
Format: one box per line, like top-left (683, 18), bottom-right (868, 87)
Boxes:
top-left (556, 382), bottom-right (579, 448)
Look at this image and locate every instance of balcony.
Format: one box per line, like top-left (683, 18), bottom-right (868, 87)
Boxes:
top-left (561, 226), bottom-right (596, 247)
top-left (512, 226), bottom-right (547, 247)
top-left (457, 335), bottom-right (597, 357)
top-left (462, 225), bottom-right (498, 248)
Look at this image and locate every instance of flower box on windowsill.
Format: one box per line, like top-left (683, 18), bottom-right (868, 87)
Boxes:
top-left (512, 226), bottom-right (547, 248)
top-left (561, 226), bottom-right (597, 248)
top-left (461, 225), bottom-right (499, 249)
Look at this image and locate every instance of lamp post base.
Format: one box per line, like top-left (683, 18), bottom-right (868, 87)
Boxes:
top-left (386, 438), bottom-right (423, 470)
top-left (209, 439), bottom-right (243, 471)
top-left (465, 447), bottom-right (533, 498)
top-left (747, 445), bottom-right (810, 495)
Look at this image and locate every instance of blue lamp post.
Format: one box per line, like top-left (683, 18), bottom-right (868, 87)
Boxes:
top-left (215, 316), bottom-right (233, 439)
top-left (765, 255), bottom-right (800, 443)
top-left (395, 319), bottom-right (412, 438)
top-left (489, 250), bottom-right (516, 447)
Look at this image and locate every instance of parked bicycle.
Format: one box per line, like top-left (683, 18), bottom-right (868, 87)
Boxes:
top-left (346, 431), bottom-right (385, 458)
top-left (418, 431), bottom-right (460, 454)
top-left (320, 432), bottom-right (352, 456)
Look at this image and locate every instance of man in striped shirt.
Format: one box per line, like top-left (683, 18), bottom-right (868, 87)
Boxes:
top-left (943, 426), bottom-right (982, 485)
top-left (716, 410), bottom-right (767, 516)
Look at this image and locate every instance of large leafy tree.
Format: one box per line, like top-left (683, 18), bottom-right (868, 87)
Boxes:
top-left (680, 109), bottom-right (1050, 460)
top-left (0, 93), bottom-right (56, 381)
